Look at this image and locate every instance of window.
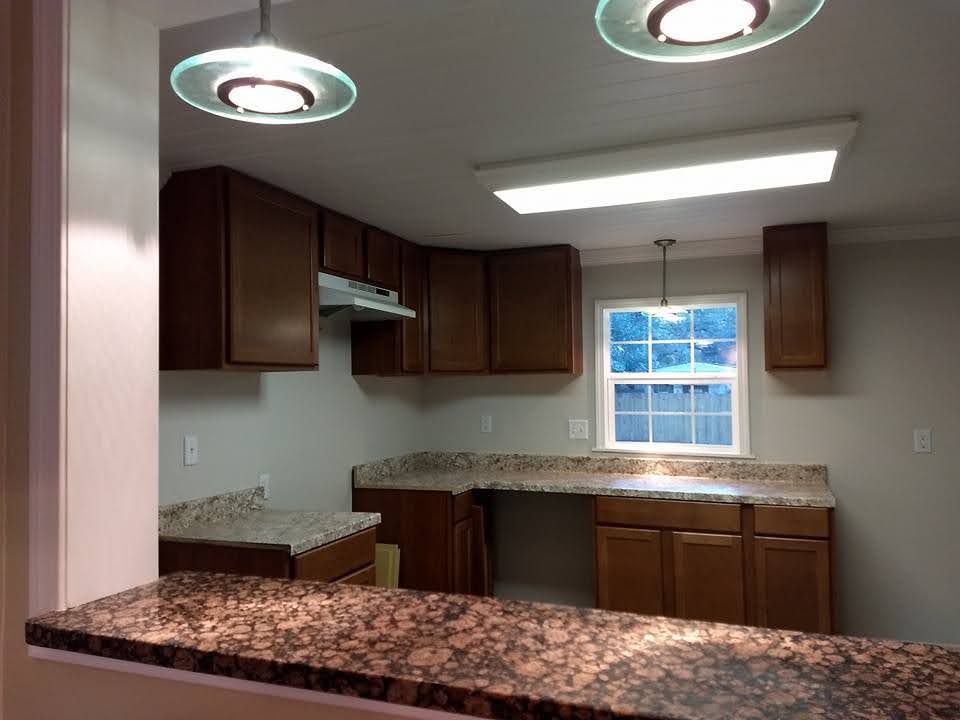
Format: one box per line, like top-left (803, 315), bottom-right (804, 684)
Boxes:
top-left (595, 294), bottom-right (749, 456)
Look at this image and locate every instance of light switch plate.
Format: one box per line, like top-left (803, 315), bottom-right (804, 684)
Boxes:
top-left (569, 419), bottom-right (590, 440)
top-left (913, 428), bottom-right (932, 453)
top-left (183, 434), bottom-right (199, 466)
top-left (480, 415), bottom-right (493, 433)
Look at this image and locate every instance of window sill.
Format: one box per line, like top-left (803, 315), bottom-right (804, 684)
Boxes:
top-left (591, 446), bottom-right (757, 461)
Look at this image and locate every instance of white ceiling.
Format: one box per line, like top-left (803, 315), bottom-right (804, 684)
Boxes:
top-left (156, 0), bottom-right (960, 252)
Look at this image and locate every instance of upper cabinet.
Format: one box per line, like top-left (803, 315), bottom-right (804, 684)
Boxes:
top-left (763, 223), bottom-right (828, 370)
top-left (321, 210), bottom-right (365, 280)
top-left (429, 251), bottom-right (489, 373)
top-left (365, 227), bottom-right (401, 290)
top-left (489, 246), bottom-right (582, 374)
top-left (160, 167), bottom-right (319, 371)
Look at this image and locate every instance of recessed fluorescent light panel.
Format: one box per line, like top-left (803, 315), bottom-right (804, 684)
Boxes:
top-left (475, 119), bottom-right (857, 215)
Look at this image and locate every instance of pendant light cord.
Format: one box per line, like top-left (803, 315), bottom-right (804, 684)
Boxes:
top-left (254, 0), bottom-right (277, 46)
top-left (654, 238), bottom-right (675, 307)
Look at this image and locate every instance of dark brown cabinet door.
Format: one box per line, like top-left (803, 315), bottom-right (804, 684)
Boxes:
top-left (226, 173), bottom-right (319, 367)
top-left (400, 242), bottom-right (427, 373)
top-left (755, 537), bottom-right (832, 633)
top-left (452, 517), bottom-right (474, 595)
top-left (428, 251), bottom-right (488, 373)
top-left (322, 210), bottom-right (364, 279)
top-left (489, 246), bottom-right (582, 374)
top-left (672, 532), bottom-right (745, 625)
top-left (366, 227), bottom-right (401, 290)
top-left (763, 222), bottom-right (827, 369)
top-left (596, 526), bottom-right (664, 614)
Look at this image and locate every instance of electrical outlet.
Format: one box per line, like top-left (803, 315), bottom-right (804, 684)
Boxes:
top-left (258, 472), bottom-right (271, 500)
top-left (183, 434), bottom-right (199, 466)
top-left (913, 428), bottom-right (932, 454)
top-left (569, 419), bottom-right (590, 440)
top-left (480, 415), bottom-right (493, 433)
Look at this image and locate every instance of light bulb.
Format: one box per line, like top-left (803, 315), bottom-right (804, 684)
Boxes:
top-left (659, 0), bottom-right (757, 43)
top-left (227, 82), bottom-right (305, 114)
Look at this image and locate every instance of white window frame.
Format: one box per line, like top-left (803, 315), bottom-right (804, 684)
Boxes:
top-left (594, 293), bottom-right (750, 458)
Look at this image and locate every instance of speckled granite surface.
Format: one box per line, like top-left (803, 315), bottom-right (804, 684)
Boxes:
top-left (161, 510), bottom-right (381, 556)
top-left (353, 452), bottom-right (834, 508)
top-left (26, 572), bottom-right (960, 720)
top-left (159, 487), bottom-right (265, 535)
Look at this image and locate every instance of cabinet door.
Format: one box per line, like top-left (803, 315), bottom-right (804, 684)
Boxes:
top-left (366, 228), bottom-right (401, 289)
top-left (400, 242), bottom-right (427, 373)
top-left (428, 251), bottom-right (488, 373)
top-left (227, 173), bottom-right (318, 366)
top-left (452, 517), bottom-right (474, 595)
top-left (755, 537), bottom-right (832, 633)
top-left (489, 246), bottom-right (582, 374)
top-left (322, 210), bottom-right (364, 279)
top-left (672, 532), bottom-right (745, 624)
top-left (595, 526), bottom-right (663, 614)
top-left (763, 222), bottom-right (827, 369)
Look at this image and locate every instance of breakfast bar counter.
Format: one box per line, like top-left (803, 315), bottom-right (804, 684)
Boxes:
top-left (26, 572), bottom-right (960, 720)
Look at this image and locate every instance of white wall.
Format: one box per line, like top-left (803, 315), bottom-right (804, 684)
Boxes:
top-left (422, 238), bottom-right (960, 645)
top-left (159, 315), bottom-right (424, 510)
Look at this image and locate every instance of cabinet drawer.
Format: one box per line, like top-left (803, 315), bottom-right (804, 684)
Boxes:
top-left (335, 563), bottom-right (376, 586)
top-left (755, 506), bottom-right (830, 539)
top-left (293, 528), bottom-right (376, 582)
top-left (596, 497), bottom-right (741, 533)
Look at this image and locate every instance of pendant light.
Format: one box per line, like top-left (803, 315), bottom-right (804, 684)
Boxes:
top-left (595, 0), bottom-right (827, 63)
top-left (654, 238), bottom-right (677, 313)
top-left (170, 0), bottom-right (356, 124)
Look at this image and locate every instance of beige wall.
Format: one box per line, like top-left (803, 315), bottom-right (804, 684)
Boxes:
top-left (423, 239), bottom-right (960, 645)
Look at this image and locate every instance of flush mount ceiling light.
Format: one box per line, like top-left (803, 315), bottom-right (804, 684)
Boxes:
top-left (170, 0), bottom-right (356, 124)
top-left (595, 0), bottom-right (826, 63)
top-left (475, 118), bottom-right (857, 215)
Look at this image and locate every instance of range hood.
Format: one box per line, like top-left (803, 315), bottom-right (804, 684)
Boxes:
top-left (317, 271), bottom-right (416, 322)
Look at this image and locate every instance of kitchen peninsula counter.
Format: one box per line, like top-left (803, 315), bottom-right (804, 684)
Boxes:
top-left (26, 571), bottom-right (960, 720)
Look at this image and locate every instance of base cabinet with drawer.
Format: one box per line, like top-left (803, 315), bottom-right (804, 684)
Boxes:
top-left (595, 497), bottom-right (834, 632)
top-left (158, 527), bottom-right (377, 585)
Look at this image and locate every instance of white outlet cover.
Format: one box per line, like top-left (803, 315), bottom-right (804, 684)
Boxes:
top-left (481, 415), bottom-right (493, 433)
top-left (913, 428), bottom-right (933, 454)
top-left (569, 419), bottom-right (590, 440)
top-left (183, 434), bottom-right (199, 466)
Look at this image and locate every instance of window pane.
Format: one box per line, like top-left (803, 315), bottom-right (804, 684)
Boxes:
top-left (652, 343), bottom-right (691, 372)
top-left (695, 415), bottom-right (733, 446)
top-left (651, 384), bottom-right (692, 412)
top-left (610, 311), bottom-right (649, 342)
top-left (615, 414), bottom-right (649, 442)
top-left (610, 343), bottom-right (649, 373)
top-left (694, 384), bottom-right (732, 412)
top-left (615, 384), bottom-right (649, 411)
top-left (694, 341), bottom-right (737, 372)
top-left (652, 414), bottom-right (693, 444)
top-left (651, 309), bottom-right (690, 340)
top-left (693, 307), bottom-right (736, 339)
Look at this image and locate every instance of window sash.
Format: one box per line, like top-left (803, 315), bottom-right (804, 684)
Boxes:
top-left (596, 294), bottom-right (749, 456)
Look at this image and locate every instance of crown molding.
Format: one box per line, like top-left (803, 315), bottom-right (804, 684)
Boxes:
top-left (580, 221), bottom-right (960, 266)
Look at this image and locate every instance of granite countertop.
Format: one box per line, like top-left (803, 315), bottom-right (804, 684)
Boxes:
top-left (26, 572), bottom-right (960, 720)
top-left (353, 452), bottom-right (835, 508)
top-left (161, 509), bottom-right (381, 556)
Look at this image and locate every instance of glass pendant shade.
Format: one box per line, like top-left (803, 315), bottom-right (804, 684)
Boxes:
top-left (595, 0), bottom-right (827, 62)
top-left (171, 46), bottom-right (356, 124)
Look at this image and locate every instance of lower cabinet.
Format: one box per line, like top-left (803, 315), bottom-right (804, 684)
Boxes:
top-left (158, 527), bottom-right (377, 584)
top-left (595, 498), bottom-right (833, 632)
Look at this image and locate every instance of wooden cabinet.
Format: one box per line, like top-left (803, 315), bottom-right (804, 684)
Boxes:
top-left (365, 227), bottom-right (401, 290)
top-left (160, 167), bottom-right (319, 370)
top-left (489, 246), bottom-right (582, 374)
top-left (595, 527), bottom-right (663, 614)
top-left (763, 222), bottom-right (828, 369)
top-left (672, 532), bottom-right (745, 624)
top-left (428, 250), bottom-right (489, 373)
top-left (351, 241), bottom-right (427, 376)
top-left (352, 487), bottom-right (490, 595)
top-left (755, 536), bottom-right (832, 633)
top-left (595, 498), bottom-right (833, 631)
top-left (321, 210), bottom-right (365, 280)
top-left (159, 527), bottom-right (376, 585)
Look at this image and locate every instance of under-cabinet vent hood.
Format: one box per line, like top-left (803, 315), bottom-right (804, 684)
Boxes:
top-left (317, 272), bottom-right (415, 322)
